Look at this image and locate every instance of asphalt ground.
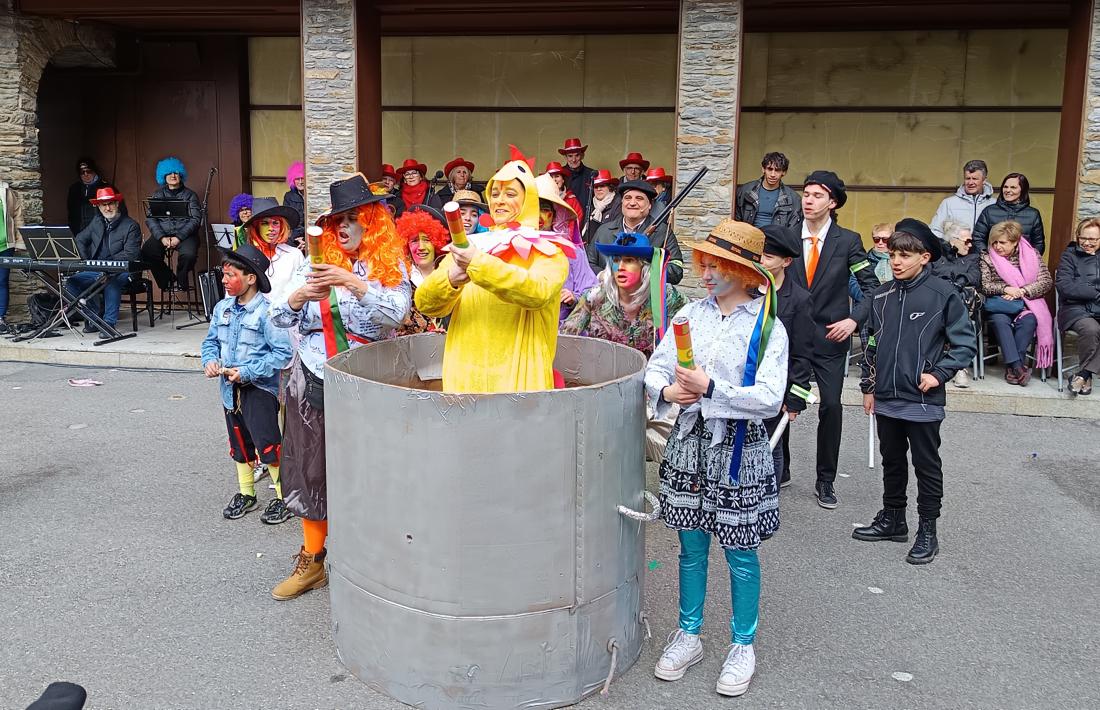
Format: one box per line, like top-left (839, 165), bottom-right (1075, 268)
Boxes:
top-left (1, 361), bottom-right (1097, 709)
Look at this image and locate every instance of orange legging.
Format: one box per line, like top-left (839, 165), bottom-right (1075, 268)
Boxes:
top-left (302, 518), bottom-right (328, 554)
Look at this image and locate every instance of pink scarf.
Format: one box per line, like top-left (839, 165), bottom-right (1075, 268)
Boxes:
top-left (988, 239), bottom-right (1053, 368)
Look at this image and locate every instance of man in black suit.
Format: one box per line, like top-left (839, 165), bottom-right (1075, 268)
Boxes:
top-left (787, 171), bottom-right (880, 509)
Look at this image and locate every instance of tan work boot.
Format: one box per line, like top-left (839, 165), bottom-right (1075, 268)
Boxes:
top-left (272, 546), bottom-right (328, 600)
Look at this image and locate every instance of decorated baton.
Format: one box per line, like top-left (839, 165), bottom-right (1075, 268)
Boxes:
top-left (672, 315), bottom-right (695, 369)
top-left (443, 201), bottom-right (469, 249)
top-left (306, 225), bottom-right (324, 266)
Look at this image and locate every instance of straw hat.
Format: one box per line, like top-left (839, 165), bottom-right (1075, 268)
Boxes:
top-left (688, 219), bottom-right (765, 272)
top-left (534, 173), bottom-right (577, 219)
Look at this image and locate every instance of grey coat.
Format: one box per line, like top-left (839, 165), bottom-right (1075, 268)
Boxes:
top-left (929, 183), bottom-right (996, 238)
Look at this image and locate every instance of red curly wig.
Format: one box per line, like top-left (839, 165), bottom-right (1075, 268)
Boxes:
top-left (692, 249), bottom-right (767, 288)
top-left (246, 216), bottom-right (290, 260)
top-left (317, 202), bottom-right (405, 288)
top-left (395, 210), bottom-right (450, 254)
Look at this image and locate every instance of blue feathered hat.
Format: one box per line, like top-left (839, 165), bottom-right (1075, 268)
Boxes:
top-left (595, 231), bottom-right (655, 259)
top-left (155, 157), bottom-right (187, 186)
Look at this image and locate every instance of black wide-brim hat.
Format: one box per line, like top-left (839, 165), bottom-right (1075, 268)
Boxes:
top-left (242, 196), bottom-right (300, 231)
top-left (223, 242), bottom-right (272, 293)
top-left (318, 172), bottom-right (392, 221)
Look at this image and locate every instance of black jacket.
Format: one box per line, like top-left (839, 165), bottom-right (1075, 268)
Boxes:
top-left (430, 183), bottom-right (484, 209)
top-left (930, 243), bottom-right (981, 292)
top-left (67, 177), bottom-right (111, 235)
top-left (583, 195), bottom-right (622, 245)
top-left (1055, 243), bottom-right (1100, 331)
top-left (775, 276), bottom-right (815, 412)
top-left (788, 220), bottom-right (880, 356)
top-left (282, 188), bottom-right (305, 245)
top-left (567, 164), bottom-right (598, 220)
top-left (588, 215), bottom-right (684, 285)
top-left (76, 213), bottom-right (143, 263)
top-left (145, 185), bottom-right (201, 243)
top-left (860, 269), bottom-right (976, 406)
top-left (735, 178), bottom-right (803, 229)
top-left (971, 197), bottom-right (1045, 255)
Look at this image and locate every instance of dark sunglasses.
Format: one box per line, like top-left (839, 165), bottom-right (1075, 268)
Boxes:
top-left (872, 236), bottom-right (890, 243)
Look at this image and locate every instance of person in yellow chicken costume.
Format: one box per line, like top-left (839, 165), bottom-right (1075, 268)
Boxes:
top-left (415, 146), bottom-right (574, 393)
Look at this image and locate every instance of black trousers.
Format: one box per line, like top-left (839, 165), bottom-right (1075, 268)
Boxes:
top-left (762, 411), bottom-right (791, 483)
top-left (875, 413), bottom-right (944, 519)
top-left (223, 385), bottom-right (282, 465)
top-left (141, 236), bottom-right (198, 290)
top-left (811, 349), bottom-right (846, 483)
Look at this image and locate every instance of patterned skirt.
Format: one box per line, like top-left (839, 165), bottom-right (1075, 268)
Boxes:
top-left (658, 415), bottom-right (779, 551)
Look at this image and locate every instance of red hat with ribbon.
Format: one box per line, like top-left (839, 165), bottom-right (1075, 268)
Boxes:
top-left (645, 167), bottom-right (673, 184)
top-left (89, 186), bottom-right (124, 205)
top-left (619, 152), bottom-right (650, 171)
top-left (557, 137), bottom-right (588, 155)
top-left (399, 158), bottom-right (427, 176)
top-left (592, 169), bottom-right (619, 188)
top-left (381, 163), bottom-right (399, 181)
top-left (543, 161), bottom-right (571, 177)
top-left (443, 157), bottom-right (475, 177)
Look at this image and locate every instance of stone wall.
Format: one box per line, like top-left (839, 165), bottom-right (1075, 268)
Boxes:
top-left (1078, 1), bottom-right (1100, 218)
top-left (301, 0), bottom-right (359, 223)
top-left (673, 0), bottom-right (742, 244)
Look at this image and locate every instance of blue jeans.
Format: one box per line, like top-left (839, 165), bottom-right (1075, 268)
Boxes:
top-left (677, 529), bottom-right (761, 645)
top-left (64, 270), bottom-right (131, 327)
top-left (988, 312), bottom-right (1037, 368)
top-left (0, 247), bottom-right (13, 318)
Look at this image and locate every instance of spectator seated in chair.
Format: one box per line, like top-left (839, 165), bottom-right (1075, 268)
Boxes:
top-left (141, 156), bottom-right (202, 291)
top-left (65, 187), bottom-right (142, 336)
top-left (1055, 217), bottom-right (1100, 395)
top-left (931, 219), bottom-right (981, 388)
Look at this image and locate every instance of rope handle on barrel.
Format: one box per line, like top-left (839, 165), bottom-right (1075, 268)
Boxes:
top-left (616, 490), bottom-right (661, 522)
top-left (600, 638), bottom-right (620, 696)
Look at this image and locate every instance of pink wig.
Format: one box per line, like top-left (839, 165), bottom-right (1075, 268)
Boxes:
top-left (286, 161), bottom-right (305, 187)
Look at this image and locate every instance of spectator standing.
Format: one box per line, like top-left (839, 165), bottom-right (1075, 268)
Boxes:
top-left (980, 220), bottom-right (1053, 386)
top-left (433, 157), bottom-right (481, 206)
top-left (855, 218), bottom-right (976, 566)
top-left (67, 157), bottom-right (111, 235)
top-left (972, 173), bottom-right (1045, 254)
top-left (588, 180), bottom-right (684, 285)
top-left (646, 167), bottom-right (673, 209)
top-left (560, 138), bottom-right (597, 220)
top-left (583, 169), bottom-right (620, 243)
top-left (1056, 217), bottom-right (1100, 395)
top-left (141, 157), bottom-right (202, 291)
top-left (397, 158), bottom-right (434, 212)
top-left (381, 164), bottom-right (399, 193)
top-left (620, 152), bottom-right (650, 183)
top-left (929, 159), bottom-right (996, 238)
top-left (734, 152), bottom-right (803, 229)
top-left (0, 176), bottom-right (24, 334)
top-left (542, 162), bottom-right (584, 221)
top-left (282, 162), bottom-right (306, 247)
top-left (787, 171), bottom-right (879, 509)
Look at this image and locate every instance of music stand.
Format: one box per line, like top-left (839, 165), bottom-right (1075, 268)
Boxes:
top-left (144, 199), bottom-right (191, 219)
top-left (211, 223), bottom-right (236, 250)
top-left (21, 226), bottom-right (80, 261)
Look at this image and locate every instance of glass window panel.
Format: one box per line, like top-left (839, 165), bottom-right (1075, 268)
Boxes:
top-left (249, 37), bottom-right (302, 106)
top-left (250, 110), bottom-right (304, 179)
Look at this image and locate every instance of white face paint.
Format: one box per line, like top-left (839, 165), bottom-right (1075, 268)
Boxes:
top-left (698, 255), bottom-right (736, 297)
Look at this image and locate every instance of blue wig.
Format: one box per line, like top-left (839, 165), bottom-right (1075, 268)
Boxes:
top-left (228, 193), bottom-right (253, 225)
top-left (155, 157), bottom-right (187, 186)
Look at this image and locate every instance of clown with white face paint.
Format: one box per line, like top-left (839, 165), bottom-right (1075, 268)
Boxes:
top-left (237, 197), bottom-right (305, 302)
top-left (415, 145), bottom-right (574, 393)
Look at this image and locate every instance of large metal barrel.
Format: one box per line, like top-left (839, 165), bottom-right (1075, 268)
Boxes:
top-left (325, 333), bottom-right (649, 710)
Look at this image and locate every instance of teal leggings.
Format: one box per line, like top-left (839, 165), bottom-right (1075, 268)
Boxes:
top-left (677, 529), bottom-right (760, 645)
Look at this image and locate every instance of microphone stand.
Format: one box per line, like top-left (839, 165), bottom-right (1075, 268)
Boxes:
top-left (177, 166), bottom-right (217, 330)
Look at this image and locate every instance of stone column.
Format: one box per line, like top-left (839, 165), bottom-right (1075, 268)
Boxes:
top-left (1075, 1), bottom-right (1100, 225)
top-left (303, 0), bottom-right (383, 223)
top-left (673, 0), bottom-right (743, 242)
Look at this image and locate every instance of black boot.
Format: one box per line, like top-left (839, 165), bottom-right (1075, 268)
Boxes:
top-left (906, 517), bottom-right (938, 565)
top-left (852, 508), bottom-right (908, 542)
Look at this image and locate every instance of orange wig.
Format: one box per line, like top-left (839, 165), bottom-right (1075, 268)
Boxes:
top-left (692, 250), bottom-right (767, 289)
top-left (317, 202), bottom-right (406, 288)
top-left (395, 210), bottom-right (450, 252)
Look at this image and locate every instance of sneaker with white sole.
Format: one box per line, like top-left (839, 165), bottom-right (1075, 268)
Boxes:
top-left (654, 629), bottom-right (703, 681)
top-left (953, 369), bottom-right (971, 388)
top-left (716, 643), bottom-right (755, 697)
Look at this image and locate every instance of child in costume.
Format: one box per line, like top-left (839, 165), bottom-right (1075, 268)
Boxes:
top-left (415, 146), bottom-right (574, 393)
top-left (856, 218), bottom-right (975, 565)
top-left (200, 244), bottom-right (294, 523)
top-left (236, 197), bottom-right (305, 302)
top-left (394, 207), bottom-right (450, 336)
top-left (535, 172), bottom-right (596, 322)
top-left (269, 174), bottom-right (411, 600)
top-left (646, 219), bottom-right (788, 697)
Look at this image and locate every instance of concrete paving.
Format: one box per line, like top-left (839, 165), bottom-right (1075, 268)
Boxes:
top-left (1, 362), bottom-right (1097, 709)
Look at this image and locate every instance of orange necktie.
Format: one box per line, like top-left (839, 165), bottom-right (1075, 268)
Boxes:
top-left (806, 235), bottom-right (821, 287)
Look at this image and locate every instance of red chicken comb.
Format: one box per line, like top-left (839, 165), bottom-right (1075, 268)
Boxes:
top-left (509, 144), bottom-right (536, 171)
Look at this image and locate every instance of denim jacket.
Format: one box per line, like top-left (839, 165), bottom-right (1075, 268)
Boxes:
top-left (200, 294), bottom-right (293, 410)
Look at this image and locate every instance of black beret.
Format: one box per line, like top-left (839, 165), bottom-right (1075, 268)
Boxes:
top-left (761, 225), bottom-right (801, 259)
top-left (803, 170), bottom-right (847, 209)
top-left (616, 180), bottom-right (657, 201)
top-left (894, 217), bottom-right (943, 261)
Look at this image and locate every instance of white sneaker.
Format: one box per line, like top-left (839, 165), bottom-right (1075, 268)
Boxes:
top-left (716, 643), bottom-right (755, 697)
top-left (953, 370), bottom-right (971, 388)
top-left (654, 629), bottom-right (703, 681)
top-left (253, 464), bottom-right (268, 482)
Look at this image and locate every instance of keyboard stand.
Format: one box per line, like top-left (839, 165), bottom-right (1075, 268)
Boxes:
top-left (11, 269), bottom-right (136, 346)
